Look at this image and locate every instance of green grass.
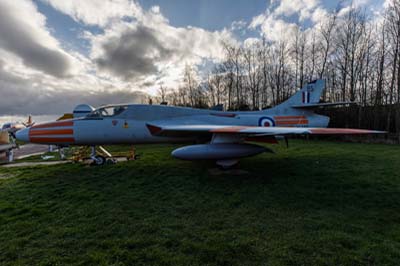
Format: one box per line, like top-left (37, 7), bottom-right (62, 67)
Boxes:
top-left (0, 140), bottom-right (400, 266)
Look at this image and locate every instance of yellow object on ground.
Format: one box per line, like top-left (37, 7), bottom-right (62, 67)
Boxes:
top-left (0, 131), bottom-right (10, 144)
top-left (57, 113), bottom-right (74, 121)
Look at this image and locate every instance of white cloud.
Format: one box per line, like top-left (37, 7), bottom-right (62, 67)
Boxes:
top-left (249, 0), bottom-right (335, 42)
top-left (250, 13), bottom-right (268, 29)
top-left (244, 37), bottom-right (261, 48)
top-left (41, 0), bottom-right (141, 27)
top-left (41, 0), bottom-right (235, 90)
top-left (311, 7), bottom-right (329, 24)
top-left (384, 0), bottom-right (391, 8)
top-left (273, 0), bottom-right (320, 21)
top-left (88, 5), bottom-right (235, 89)
top-left (231, 20), bottom-right (247, 31)
top-left (0, 57), bottom-right (147, 116)
top-left (249, 0), bottom-right (317, 42)
top-left (0, 0), bottom-right (78, 77)
top-left (350, 0), bottom-right (371, 8)
top-left (249, 13), bottom-right (298, 42)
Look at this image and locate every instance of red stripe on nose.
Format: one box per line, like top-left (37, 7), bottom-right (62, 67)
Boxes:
top-left (32, 121), bottom-right (74, 129)
top-left (29, 129), bottom-right (74, 136)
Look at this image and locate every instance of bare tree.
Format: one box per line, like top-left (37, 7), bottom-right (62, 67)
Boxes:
top-left (385, 0), bottom-right (400, 132)
top-left (243, 42), bottom-right (262, 109)
top-left (183, 64), bottom-right (198, 107)
top-left (318, 11), bottom-right (337, 79)
top-left (158, 85), bottom-right (167, 103)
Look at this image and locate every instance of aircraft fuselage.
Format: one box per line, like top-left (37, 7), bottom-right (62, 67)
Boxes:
top-left (16, 104), bottom-right (330, 145)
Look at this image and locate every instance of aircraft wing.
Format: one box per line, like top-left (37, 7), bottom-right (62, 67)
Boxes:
top-left (0, 144), bottom-right (16, 152)
top-left (147, 124), bottom-right (385, 138)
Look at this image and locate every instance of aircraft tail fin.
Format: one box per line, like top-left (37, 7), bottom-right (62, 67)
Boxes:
top-left (272, 79), bottom-right (325, 111)
top-left (22, 115), bottom-right (34, 127)
top-left (296, 79), bottom-right (325, 105)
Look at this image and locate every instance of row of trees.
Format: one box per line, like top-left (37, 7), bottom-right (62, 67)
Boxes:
top-left (153, 1), bottom-right (400, 134)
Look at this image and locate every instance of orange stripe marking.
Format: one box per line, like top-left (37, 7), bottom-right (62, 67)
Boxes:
top-left (274, 116), bottom-right (306, 120)
top-left (276, 120), bottom-right (309, 125)
top-left (30, 129), bottom-right (74, 136)
top-left (30, 137), bottom-right (75, 143)
top-left (32, 121), bottom-right (73, 129)
top-left (210, 126), bottom-right (249, 133)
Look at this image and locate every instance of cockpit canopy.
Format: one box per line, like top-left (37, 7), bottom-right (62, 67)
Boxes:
top-left (86, 105), bottom-right (128, 118)
top-left (2, 123), bottom-right (12, 130)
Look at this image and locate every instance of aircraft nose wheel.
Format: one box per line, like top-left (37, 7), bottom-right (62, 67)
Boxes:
top-left (92, 155), bottom-right (106, 166)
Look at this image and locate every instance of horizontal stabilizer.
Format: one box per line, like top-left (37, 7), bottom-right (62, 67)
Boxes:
top-left (291, 101), bottom-right (356, 109)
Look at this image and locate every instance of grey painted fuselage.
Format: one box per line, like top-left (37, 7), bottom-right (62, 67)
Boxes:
top-left (72, 104), bottom-right (329, 145)
top-left (16, 79), bottom-right (330, 146)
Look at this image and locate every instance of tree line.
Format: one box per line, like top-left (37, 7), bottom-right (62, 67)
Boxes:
top-left (152, 0), bottom-right (400, 136)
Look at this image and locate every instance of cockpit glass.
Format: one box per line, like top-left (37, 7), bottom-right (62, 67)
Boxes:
top-left (2, 123), bottom-right (11, 129)
top-left (87, 106), bottom-right (127, 118)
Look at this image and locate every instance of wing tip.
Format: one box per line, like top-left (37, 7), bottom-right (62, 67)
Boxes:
top-left (309, 128), bottom-right (387, 135)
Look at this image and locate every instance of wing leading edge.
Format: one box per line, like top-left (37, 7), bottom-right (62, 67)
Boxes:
top-left (146, 124), bottom-right (386, 137)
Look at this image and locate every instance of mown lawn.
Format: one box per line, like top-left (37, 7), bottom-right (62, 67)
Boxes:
top-left (0, 140), bottom-right (399, 266)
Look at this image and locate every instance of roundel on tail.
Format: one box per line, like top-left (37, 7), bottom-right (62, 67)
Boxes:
top-left (259, 117), bottom-right (275, 127)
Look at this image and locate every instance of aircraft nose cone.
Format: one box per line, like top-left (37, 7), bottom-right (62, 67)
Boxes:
top-left (16, 128), bottom-right (30, 142)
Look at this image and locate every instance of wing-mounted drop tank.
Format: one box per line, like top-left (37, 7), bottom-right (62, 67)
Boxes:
top-left (171, 143), bottom-right (274, 168)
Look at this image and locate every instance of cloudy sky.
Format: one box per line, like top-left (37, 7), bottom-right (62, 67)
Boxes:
top-left (0, 0), bottom-right (384, 123)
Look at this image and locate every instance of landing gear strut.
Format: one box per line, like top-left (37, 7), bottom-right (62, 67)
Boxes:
top-left (216, 159), bottom-right (239, 169)
top-left (6, 150), bottom-right (14, 163)
top-left (59, 147), bottom-right (66, 160)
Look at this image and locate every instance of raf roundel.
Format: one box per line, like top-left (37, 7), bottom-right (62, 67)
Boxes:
top-left (259, 117), bottom-right (275, 127)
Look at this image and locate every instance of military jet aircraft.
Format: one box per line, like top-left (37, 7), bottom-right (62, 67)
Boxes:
top-left (0, 116), bottom-right (34, 162)
top-left (16, 80), bottom-right (384, 167)
top-left (2, 116), bottom-right (34, 137)
top-left (0, 131), bottom-right (17, 162)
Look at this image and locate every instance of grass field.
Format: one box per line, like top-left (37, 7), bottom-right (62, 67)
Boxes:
top-left (0, 140), bottom-right (400, 266)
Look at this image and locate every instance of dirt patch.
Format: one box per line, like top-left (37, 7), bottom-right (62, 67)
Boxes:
top-left (15, 144), bottom-right (49, 159)
top-left (1, 161), bottom-right (71, 168)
